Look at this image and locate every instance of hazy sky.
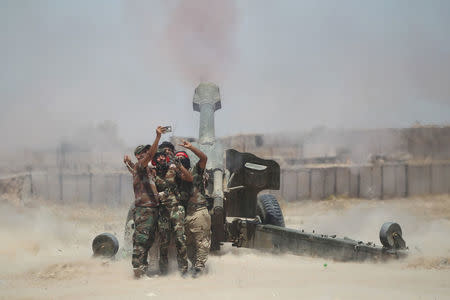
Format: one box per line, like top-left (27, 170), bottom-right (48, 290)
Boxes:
top-left (1, 0), bottom-right (449, 149)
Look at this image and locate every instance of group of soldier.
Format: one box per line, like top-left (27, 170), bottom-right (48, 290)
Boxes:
top-left (123, 126), bottom-right (211, 278)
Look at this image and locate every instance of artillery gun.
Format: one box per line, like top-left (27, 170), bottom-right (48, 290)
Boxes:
top-left (93, 82), bottom-right (408, 262)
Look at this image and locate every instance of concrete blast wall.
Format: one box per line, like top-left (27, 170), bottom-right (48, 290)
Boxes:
top-left (24, 172), bottom-right (134, 206)
top-left (2, 162), bottom-right (449, 205)
top-left (279, 162), bottom-right (450, 201)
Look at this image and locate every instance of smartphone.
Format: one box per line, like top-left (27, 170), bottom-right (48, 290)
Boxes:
top-left (162, 126), bottom-right (172, 133)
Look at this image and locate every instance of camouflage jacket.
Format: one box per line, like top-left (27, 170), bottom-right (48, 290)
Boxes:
top-left (178, 179), bottom-right (193, 208)
top-left (155, 163), bottom-right (181, 207)
top-left (187, 162), bottom-right (207, 207)
top-left (128, 161), bottom-right (159, 207)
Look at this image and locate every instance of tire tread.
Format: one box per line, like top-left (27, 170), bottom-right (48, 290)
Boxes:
top-left (257, 194), bottom-right (285, 227)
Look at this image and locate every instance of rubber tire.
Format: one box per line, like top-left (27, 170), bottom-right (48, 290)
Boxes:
top-left (256, 194), bottom-right (285, 227)
top-left (92, 233), bottom-right (119, 257)
top-left (379, 222), bottom-right (402, 248)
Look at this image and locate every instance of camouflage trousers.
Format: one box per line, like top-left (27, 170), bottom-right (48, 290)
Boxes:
top-left (185, 205), bottom-right (211, 270)
top-left (132, 206), bottom-right (158, 273)
top-left (158, 204), bottom-right (188, 273)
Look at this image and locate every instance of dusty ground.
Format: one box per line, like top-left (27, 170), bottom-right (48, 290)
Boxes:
top-left (1, 195), bottom-right (449, 300)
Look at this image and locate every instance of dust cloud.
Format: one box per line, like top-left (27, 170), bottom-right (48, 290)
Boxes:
top-left (2, 1), bottom-right (450, 151)
top-left (161, 0), bottom-right (237, 84)
top-left (1, 195), bottom-right (449, 299)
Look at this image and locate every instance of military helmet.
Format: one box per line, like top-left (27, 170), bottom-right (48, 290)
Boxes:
top-left (134, 144), bottom-right (150, 155)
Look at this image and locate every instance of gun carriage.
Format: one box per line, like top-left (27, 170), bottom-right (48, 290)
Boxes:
top-left (93, 82), bottom-right (408, 261)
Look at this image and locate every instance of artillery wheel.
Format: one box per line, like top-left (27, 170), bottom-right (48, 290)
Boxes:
top-left (256, 194), bottom-right (285, 227)
top-left (379, 222), bottom-right (403, 249)
top-left (92, 233), bottom-right (119, 257)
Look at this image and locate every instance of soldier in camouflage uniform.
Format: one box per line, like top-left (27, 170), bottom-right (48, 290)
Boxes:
top-left (177, 140), bottom-right (211, 277)
top-left (154, 148), bottom-right (192, 275)
top-left (123, 126), bottom-right (164, 278)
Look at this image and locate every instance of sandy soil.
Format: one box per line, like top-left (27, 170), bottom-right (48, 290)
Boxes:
top-left (1, 195), bottom-right (449, 300)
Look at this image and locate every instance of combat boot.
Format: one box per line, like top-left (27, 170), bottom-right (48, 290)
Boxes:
top-left (181, 271), bottom-right (189, 278)
top-left (133, 268), bottom-right (145, 279)
top-left (192, 267), bottom-right (203, 278)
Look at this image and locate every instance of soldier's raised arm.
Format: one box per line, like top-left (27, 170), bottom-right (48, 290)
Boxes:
top-left (139, 126), bottom-right (164, 167)
top-left (123, 155), bottom-right (135, 174)
top-left (179, 140), bottom-right (207, 170)
top-left (175, 159), bottom-right (193, 182)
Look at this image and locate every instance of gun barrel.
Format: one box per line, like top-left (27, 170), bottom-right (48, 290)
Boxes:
top-left (198, 103), bottom-right (216, 144)
top-left (193, 82), bottom-right (221, 145)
